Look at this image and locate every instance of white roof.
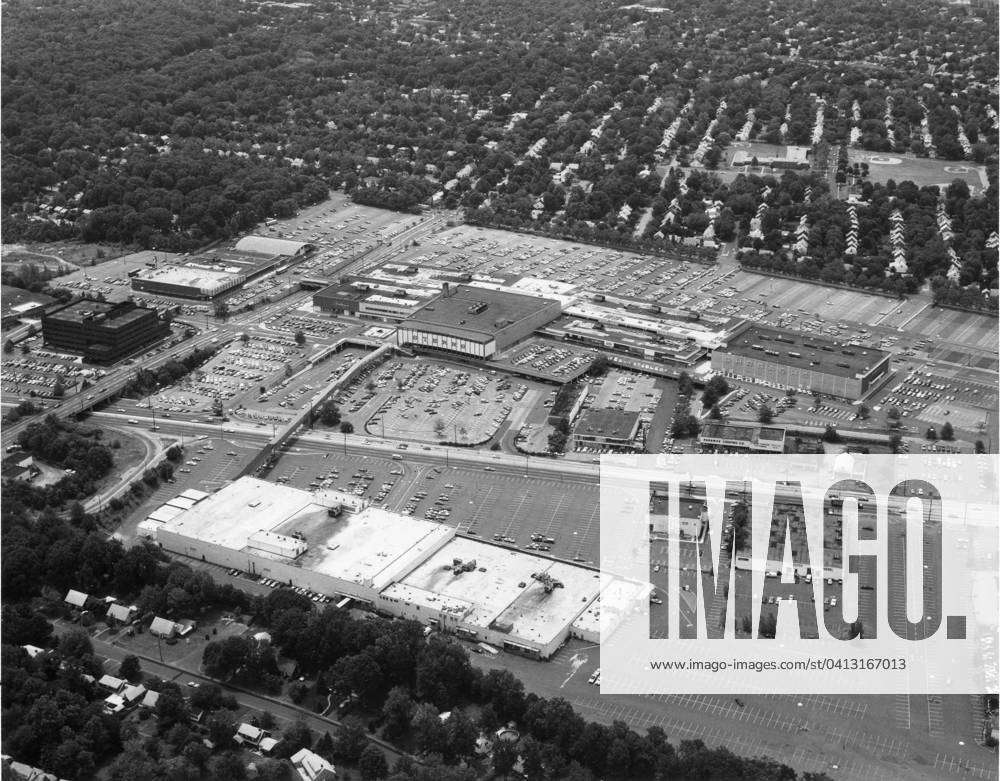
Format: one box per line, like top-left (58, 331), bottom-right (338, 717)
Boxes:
top-left (149, 616), bottom-right (178, 636)
top-left (237, 723), bottom-right (264, 741)
top-left (179, 488), bottom-right (209, 501)
top-left (106, 603), bottom-right (137, 622)
top-left (141, 690), bottom-right (160, 708)
top-left (147, 504), bottom-right (185, 524)
top-left (98, 674), bottom-right (125, 691)
top-left (291, 748), bottom-right (336, 777)
top-left (164, 496), bottom-right (198, 511)
top-left (235, 235), bottom-right (308, 257)
top-left (158, 478), bottom-right (454, 590)
top-left (64, 589), bottom-right (88, 607)
top-left (384, 538), bottom-right (601, 646)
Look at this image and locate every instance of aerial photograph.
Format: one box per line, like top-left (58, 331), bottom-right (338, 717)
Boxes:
top-left (0, 0), bottom-right (997, 779)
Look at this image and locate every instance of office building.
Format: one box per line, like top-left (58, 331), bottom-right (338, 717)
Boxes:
top-left (41, 298), bottom-right (169, 363)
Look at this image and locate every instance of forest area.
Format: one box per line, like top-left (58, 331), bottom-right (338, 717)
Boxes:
top-left (1, 0), bottom-right (997, 301)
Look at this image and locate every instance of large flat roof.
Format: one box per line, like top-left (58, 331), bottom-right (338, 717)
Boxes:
top-left (383, 537), bottom-right (600, 646)
top-left (282, 506), bottom-right (454, 591)
top-left (44, 299), bottom-right (154, 328)
top-left (157, 477), bottom-right (454, 591)
top-left (235, 236), bottom-right (309, 257)
top-left (158, 477), bottom-right (324, 551)
top-left (403, 284), bottom-right (558, 342)
top-left (135, 265), bottom-right (242, 290)
top-left (719, 325), bottom-right (889, 378)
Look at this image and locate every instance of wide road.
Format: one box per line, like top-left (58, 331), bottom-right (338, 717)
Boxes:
top-left (1, 330), bottom-right (227, 449)
top-left (1, 284), bottom-right (319, 450)
top-left (89, 412), bottom-right (603, 485)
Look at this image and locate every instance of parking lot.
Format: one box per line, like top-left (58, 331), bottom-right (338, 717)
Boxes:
top-left (145, 333), bottom-right (306, 420)
top-left (3, 321), bottom-right (189, 404)
top-left (265, 442), bottom-right (603, 564)
top-left (2, 343), bottom-right (110, 399)
top-left (497, 337), bottom-right (598, 381)
top-left (262, 309), bottom-right (355, 340)
top-left (328, 357), bottom-right (548, 446)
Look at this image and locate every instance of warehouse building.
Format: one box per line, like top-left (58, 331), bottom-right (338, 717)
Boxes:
top-left (396, 284), bottom-right (562, 359)
top-left (41, 298), bottom-right (169, 363)
top-left (131, 265), bottom-right (246, 300)
top-left (379, 536), bottom-right (604, 660)
top-left (234, 236), bottom-right (311, 259)
top-left (145, 477), bottom-right (611, 659)
top-left (711, 324), bottom-right (890, 400)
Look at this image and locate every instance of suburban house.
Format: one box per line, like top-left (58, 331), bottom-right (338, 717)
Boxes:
top-left (290, 748), bottom-right (337, 781)
top-left (64, 590), bottom-right (88, 609)
top-left (149, 616), bottom-right (180, 637)
top-left (106, 603), bottom-right (138, 624)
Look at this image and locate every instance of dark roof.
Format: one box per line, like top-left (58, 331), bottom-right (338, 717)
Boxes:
top-left (575, 409), bottom-right (640, 439)
top-left (44, 298), bottom-right (155, 330)
top-left (719, 325), bottom-right (889, 378)
top-left (45, 298), bottom-right (117, 322)
top-left (314, 282), bottom-right (370, 303)
top-left (403, 285), bottom-right (558, 342)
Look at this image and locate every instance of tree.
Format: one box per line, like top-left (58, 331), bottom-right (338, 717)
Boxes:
top-left (411, 703), bottom-right (448, 755)
top-left (731, 501), bottom-right (750, 552)
top-left (857, 404), bottom-right (869, 420)
top-left (282, 720), bottom-right (314, 756)
top-left (757, 405), bottom-right (774, 424)
top-left (118, 655), bottom-right (142, 683)
top-left (822, 425), bottom-right (842, 443)
top-left (208, 751), bottom-right (246, 781)
top-left (381, 686), bottom-right (415, 741)
top-left (339, 421), bottom-right (354, 434)
top-left (940, 421), bottom-right (954, 441)
top-left (888, 433), bottom-right (903, 454)
top-left (974, 440), bottom-right (986, 454)
top-left (294, 330), bottom-right (306, 346)
top-left (701, 376), bottom-right (730, 409)
top-left (320, 403), bottom-right (341, 427)
top-left (206, 712), bottom-right (236, 748)
top-left (288, 680), bottom-right (309, 704)
top-left (359, 744), bottom-right (389, 780)
top-left (1, 603), bottom-right (53, 646)
top-left (334, 717), bottom-right (368, 763)
top-left (53, 378), bottom-right (66, 398)
top-left (925, 427), bottom-right (937, 441)
top-left (758, 612), bottom-right (777, 639)
top-left (213, 300), bottom-right (229, 320)
top-left (492, 738), bottom-right (519, 779)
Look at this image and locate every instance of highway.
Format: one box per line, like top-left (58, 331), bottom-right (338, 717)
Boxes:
top-left (1, 330), bottom-right (228, 449)
top-left (0, 288), bottom-right (314, 450)
top-left (88, 411), bottom-right (602, 485)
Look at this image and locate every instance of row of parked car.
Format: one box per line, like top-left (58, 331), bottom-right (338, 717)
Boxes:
top-left (227, 569), bottom-right (333, 603)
